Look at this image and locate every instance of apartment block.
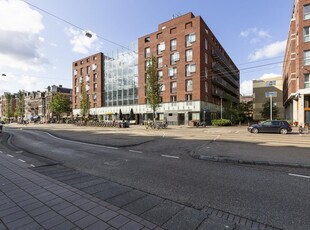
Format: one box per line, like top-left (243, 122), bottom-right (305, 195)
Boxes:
top-left (72, 13), bottom-right (239, 125)
top-left (253, 77), bottom-right (284, 120)
top-left (283, 0), bottom-right (310, 126)
top-left (138, 12), bottom-right (239, 124)
top-left (72, 53), bottom-right (104, 111)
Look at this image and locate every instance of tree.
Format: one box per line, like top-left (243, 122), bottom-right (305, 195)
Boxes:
top-left (79, 80), bottom-right (90, 121)
top-left (16, 90), bottom-right (25, 122)
top-left (4, 93), bottom-right (13, 122)
top-left (238, 101), bottom-right (253, 123)
top-left (146, 56), bottom-right (161, 121)
top-left (260, 99), bottom-right (279, 120)
top-left (49, 93), bottom-right (71, 121)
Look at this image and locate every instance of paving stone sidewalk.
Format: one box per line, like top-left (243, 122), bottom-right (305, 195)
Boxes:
top-left (0, 150), bottom-right (162, 230)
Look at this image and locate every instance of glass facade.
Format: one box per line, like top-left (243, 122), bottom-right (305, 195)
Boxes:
top-left (104, 45), bottom-right (138, 107)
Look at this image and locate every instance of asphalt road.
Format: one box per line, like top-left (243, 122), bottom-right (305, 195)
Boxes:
top-left (2, 128), bottom-right (310, 230)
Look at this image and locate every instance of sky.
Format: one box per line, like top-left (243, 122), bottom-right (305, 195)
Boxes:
top-left (0, 0), bottom-right (293, 96)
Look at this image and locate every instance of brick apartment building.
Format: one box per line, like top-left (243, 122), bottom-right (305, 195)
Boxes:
top-left (138, 12), bottom-right (239, 124)
top-left (72, 13), bottom-right (239, 125)
top-left (72, 53), bottom-right (104, 111)
top-left (283, 0), bottom-right (310, 126)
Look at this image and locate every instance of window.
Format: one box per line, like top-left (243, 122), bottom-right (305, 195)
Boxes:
top-left (305, 73), bottom-right (310, 88)
top-left (92, 64), bottom-right (97, 71)
top-left (74, 78), bottom-right (78, 86)
top-left (266, 80), bottom-right (276, 86)
top-left (170, 52), bottom-right (180, 65)
top-left (87, 58), bottom-right (90, 62)
top-left (304, 27), bottom-right (310, 42)
top-left (93, 56), bottom-right (97, 60)
top-left (205, 81), bottom-right (208, 93)
top-left (73, 69), bottom-right (77, 76)
top-left (205, 67), bottom-right (208, 79)
top-left (145, 60), bottom-right (151, 70)
top-left (186, 49), bottom-right (193, 62)
top-left (87, 66), bottom-right (90, 74)
top-left (304, 5), bottom-right (310, 20)
top-left (186, 80), bottom-right (192, 92)
top-left (80, 60), bottom-right (84, 64)
top-left (186, 94), bottom-right (192, 101)
top-left (145, 37), bottom-right (150, 43)
top-left (171, 39), bottom-right (177, 51)
top-left (171, 82), bottom-right (177, 93)
top-left (145, 47), bottom-right (150, 58)
top-left (93, 73), bottom-right (97, 82)
top-left (185, 33), bottom-right (196, 47)
top-left (168, 67), bottom-right (177, 78)
top-left (205, 53), bottom-right (208, 64)
top-left (304, 50), bottom-right (310, 65)
top-left (205, 39), bottom-right (208, 50)
top-left (86, 75), bottom-right (90, 83)
top-left (157, 33), bottom-right (162, 39)
top-left (93, 83), bottom-right (97, 91)
top-left (157, 42), bottom-right (165, 55)
top-left (161, 83), bottom-right (166, 92)
top-left (170, 96), bottom-right (177, 102)
top-left (157, 57), bottom-right (163, 68)
top-left (265, 92), bottom-right (277, 97)
top-left (186, 64), bottom-right (196, 76)
top-left (158, 70), bottom-right (163, 81)
top-left (80, 68), bottom-right (84, 75)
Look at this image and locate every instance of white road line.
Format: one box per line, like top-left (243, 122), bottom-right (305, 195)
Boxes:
top-left (44, 132), bottom-right (118, 150)
top-left (161, 155), bottom-right (179, 159)
top-left (16, 151), bottom-right (23, 154)
top-left (128, 150), bottom-right (143, 153)
top-left (288, 173), bottom-right (310, 179)
top-left (30, 164), bottom-right (35, 167)
top-left (0, 151), bottom-right (3, 153)
top-left (7, 154), bottom-right (14, 158)
top-left (18, 159), bottom-right (26, 163)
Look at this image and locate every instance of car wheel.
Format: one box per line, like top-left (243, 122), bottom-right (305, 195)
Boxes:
top-left (252, 128), bottom-right (258, 134)
top-left (280, 128), bottom-right (288, 134)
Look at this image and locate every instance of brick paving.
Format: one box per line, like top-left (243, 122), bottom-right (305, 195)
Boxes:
top-left (0, 151), bottom-right (158, 230)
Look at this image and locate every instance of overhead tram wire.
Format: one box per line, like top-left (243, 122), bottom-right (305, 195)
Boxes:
top-left (22, 0), bottom-right (137, 53)
top-left (22, 1), bottom-right (293, 80)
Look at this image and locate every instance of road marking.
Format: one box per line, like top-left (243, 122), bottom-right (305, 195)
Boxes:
top-left (129, 150), bottom-right (143, 153)
top-left (18, 159), bottom-right (26, 163)
top-left (161, 155), bottom-right (179, 159)
top-left (16, 151), bottom-right (23, 154)
top-left (288, 173), bottom-right (310, 179)
top-left (44, 132), bottom-right (118, 150)
top-left (30, 164), bottom-right (35, 167)
top-left (0, 151), bottom-right (3, 153)
top-left (7, 154), bottom-right (14, 158)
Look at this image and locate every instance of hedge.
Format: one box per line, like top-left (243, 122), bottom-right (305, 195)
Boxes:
top-left (211, 119), bottom-right (232, 126)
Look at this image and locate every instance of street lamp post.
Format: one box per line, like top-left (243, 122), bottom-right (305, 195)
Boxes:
top-left (220, 97), bottom-right (223, 119)
top-left (270, 94), bottom-right (273, 120)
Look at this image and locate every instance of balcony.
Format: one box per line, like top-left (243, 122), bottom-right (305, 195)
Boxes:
top-left (212, 76), bottom-right (239, 96)
top-left (212, 89), bottom-right (239, 103)
top-left (212, 48), bottom-right (239, 80)
top-left (212, 62), bottom-right (239, 88)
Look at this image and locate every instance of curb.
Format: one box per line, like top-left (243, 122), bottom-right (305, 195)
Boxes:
top-left (193, 154), bottom-right (310, 169)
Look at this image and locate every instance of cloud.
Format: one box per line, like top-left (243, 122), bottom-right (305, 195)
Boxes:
top-left (248, 40), bottom-right (286, 61)
top-left (240, 28), bottom-right (271, 42)
top-left (259, 73), bottom-right (280, 80)
top-left (0, 73), bottom-right (45, 95)
top-left (66, 27), bottom-right (102, 54)
top-left (0, 0), bottom-right (48, 72)
top-left (240, 80), bottom-right (253, 96)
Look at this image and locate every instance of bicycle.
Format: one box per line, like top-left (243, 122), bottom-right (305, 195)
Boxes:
top-left (298, 124), bottom-right (310, 134)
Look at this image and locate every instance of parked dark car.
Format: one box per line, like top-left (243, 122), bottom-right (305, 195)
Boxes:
top-left (248, 120), bottom-right (292, 134)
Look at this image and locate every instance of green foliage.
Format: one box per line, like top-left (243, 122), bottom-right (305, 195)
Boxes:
top-left (260, 99), bottom-right (279, 120)
top-left (146, 56), bottom-right (161, 121)
top-left (16, 90), bottom-right (25, 120)
top-left (49, 93), bottom-right (71, 120)
top-left (79, 80), bottom-right (90, 119)
top-left (212, 119), bottom-right (232, 126)
top-left (4, 93), bottom-right (13, 119)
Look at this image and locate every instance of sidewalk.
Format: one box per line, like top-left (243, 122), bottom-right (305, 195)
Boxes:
top-left (0, 150), bottom-right (162, 230)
